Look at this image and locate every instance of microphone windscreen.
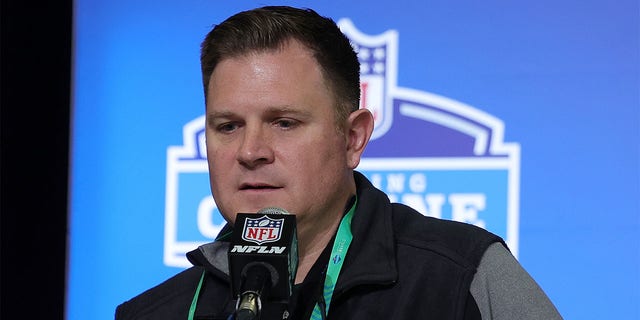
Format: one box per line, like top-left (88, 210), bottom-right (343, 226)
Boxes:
top-left (257, 207), bottom-right (289, 215)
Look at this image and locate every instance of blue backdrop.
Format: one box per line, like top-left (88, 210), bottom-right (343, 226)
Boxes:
top-left (69, 1), bottom-right (639, 319)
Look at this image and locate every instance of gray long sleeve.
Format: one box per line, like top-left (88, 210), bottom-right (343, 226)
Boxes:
top-left (470, 243), bottom-right (563, 320)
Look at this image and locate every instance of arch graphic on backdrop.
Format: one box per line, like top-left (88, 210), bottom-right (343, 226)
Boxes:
top-left (163, 20), bottom-right (521, 268)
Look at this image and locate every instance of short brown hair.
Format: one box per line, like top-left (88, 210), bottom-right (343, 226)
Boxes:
top-left (200, 6), bottom-right (360, 126)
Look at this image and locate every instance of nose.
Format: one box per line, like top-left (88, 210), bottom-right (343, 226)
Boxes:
top-left (236, 124), bottom-right (274, 168)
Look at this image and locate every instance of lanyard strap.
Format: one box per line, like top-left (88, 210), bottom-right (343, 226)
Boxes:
top-left (310, 199), bottom-right (356, 320)
top-left (188, 270), bottom-right (207, 320)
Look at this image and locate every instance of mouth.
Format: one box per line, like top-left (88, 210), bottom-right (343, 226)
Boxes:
top-left (239, 183), bottom-right (281, 191)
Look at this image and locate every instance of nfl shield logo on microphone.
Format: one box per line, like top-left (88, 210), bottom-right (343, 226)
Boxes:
top-left (242, 215), bottom-right (284, 245)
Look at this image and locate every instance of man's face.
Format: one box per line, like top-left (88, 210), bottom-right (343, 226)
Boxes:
top-left (205, 40), bottom-right (357, 229)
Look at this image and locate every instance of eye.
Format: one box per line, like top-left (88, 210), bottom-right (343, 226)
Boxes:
top-left (217, 122), bottom-right (240, 133)
top-left (274, 118), bottom-right (299, 129)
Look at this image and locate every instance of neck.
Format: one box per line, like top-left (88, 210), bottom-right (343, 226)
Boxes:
top-left (293, 209), bottom-right (344, 284)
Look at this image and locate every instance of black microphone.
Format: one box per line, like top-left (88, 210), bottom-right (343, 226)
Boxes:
top-left (229, 207), bottom-right (299, 320)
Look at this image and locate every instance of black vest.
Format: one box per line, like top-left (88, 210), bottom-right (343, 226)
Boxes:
top-left (116, 172), bottom-right (503, 320)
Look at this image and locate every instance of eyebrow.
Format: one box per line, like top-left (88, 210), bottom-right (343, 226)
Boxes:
top-left (206, 105), bottom-right (313, 120)
top-left (206, 110), bottom-right (234, 120)
top-left (264, 106), bottom-right (313, 118)
top-left (206, 111), bottom-right (231, 128)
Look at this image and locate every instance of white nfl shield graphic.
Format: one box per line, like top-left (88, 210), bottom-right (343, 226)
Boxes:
top-left (339, 19), bottom-right (396, 140)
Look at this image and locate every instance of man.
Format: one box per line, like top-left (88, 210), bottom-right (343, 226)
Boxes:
top-left (116, 6), bottom-right (562, 320)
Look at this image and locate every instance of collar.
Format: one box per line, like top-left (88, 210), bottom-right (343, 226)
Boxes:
top-left (186, 221), bottom-right (234, 281)
top-left (332, 171), bottom-right (398, 298)
top-left (187, 238), bottom-right (231, 280)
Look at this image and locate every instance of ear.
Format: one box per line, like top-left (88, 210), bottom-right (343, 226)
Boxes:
top-left (345, 108), bottom-right (375, 169)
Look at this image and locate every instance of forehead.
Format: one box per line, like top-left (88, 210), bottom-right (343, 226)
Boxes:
top-left (206, 41), bottom-right (336, 111)
top-left (212, 40), bottom-right (320, 79)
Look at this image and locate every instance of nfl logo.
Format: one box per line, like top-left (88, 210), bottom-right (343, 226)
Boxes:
top-left (339, 18), bottom-right (397, 140)
top-left (242, 215), bottom-right (284, 245)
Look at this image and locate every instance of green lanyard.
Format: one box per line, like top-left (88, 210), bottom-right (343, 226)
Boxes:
top-left (187, 200), bottom-right (356, 320)
top-left (188, 231), bottom-right (232, 320)
top-left (188, 271), bottom-right (206, 320)
top-left (310, 200), bottom-right (356, 320)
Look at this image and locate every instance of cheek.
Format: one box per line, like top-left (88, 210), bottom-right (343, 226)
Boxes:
top-left (206, 148), bottom-right (233, 191)
top-left (207, 141), bottom-right (234, 166)
top-left (300, 137), bottom-right (348, 174)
